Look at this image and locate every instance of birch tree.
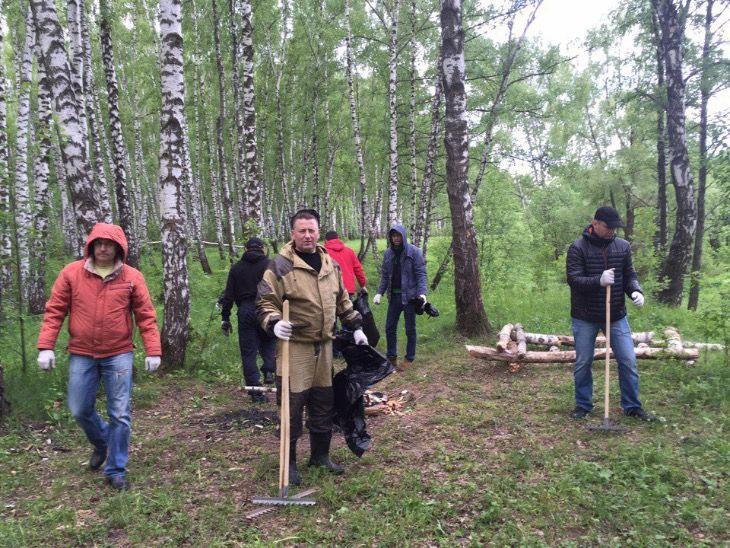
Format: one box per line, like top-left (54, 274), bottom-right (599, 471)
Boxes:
top-left (440, 0), bottom-right (491, 336)
top-left (14, 7), bottom-right (36, 296)
top-left (0, 19), bottom-right (12, 305)
top-left (212, 0), bottom-right (236, 257)
top-left (654, 0), bottom-right (696, 306)
top-left (345, 0), bottom-right (369, 256)
top-left (240, 0), bottom-right (262, 225)
top-left (27, 62), bottom-right (53, 315)
top-left (387, 0), bottom-right (402, 228)
top-left (159, 0), bottom-right (191, 369)
top-left (99, 0), bottom-right (139, 267)
top-left (30, 0), bottom-right (102, 235)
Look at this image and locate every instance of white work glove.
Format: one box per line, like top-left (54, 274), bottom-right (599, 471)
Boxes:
top-left (419, 294), bottom-right (427, 303)
top-left (353, 329), bottom-right (368, 346)
top-left (373, 294), bottom-right (382, 305)
top-left (38, 350), bottom-right (56, 371)
top-left (631, 291), bottom-right (645, 308)
top-left (599, 268), bottom-right (615, 287)
top-left (145, 356), bottom-right (161, 372)
top-left (273, 320), bottom-right (293, 341)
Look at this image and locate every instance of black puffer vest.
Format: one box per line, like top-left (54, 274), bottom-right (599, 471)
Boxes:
top-left (566, 226), bottom-right (642, 324)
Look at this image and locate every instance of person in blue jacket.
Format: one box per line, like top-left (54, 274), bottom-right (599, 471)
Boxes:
top-left (373, 225), bottom-right (427, 371)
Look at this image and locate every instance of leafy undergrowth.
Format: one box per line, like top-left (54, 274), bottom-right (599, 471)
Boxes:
top-left (1, 343), bottom-right (727, 546)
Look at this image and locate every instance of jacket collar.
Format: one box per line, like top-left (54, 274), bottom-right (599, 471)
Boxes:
top-left (281, 241), bottom-right (333, 276)
top-left (84, 258), bottom-right (124, 281)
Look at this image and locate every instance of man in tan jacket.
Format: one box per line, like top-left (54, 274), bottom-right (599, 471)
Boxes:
top-left (257, 209), bottom-right (368, 485)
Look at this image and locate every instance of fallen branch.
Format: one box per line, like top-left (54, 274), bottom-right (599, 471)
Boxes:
top-left (466, 344), bottom-right (699, 363)
top-left (513, 331), bottom-right (656, 347)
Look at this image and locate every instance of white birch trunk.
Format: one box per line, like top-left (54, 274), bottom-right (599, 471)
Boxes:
top-left (387, 0), bottom-right (401, 228)
top-left (28, 62), bottom-right (53, 315)
top-left (14, 7), bottom-right (36, 295)
top-left (239, 0), bottom-right (262, 226)
top-left (0, 19), bottom-right (12, 301)
top-left (212, 0), bottom-right (236, 257)
top-left (30, 0), bottom-right (102, 235)
top-left (408, 0), bottom-right (418, 235)
top-left (441, 0), bottom-right (490, 336)
top-left (99, 0), bottom-right (138, 266)
top-left (159, 0), bottom-right (191, 369)
top-left (345, 0), bottom-right (369, 253)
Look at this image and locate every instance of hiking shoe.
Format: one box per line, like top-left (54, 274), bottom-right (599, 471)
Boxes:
top-left (570, 407), bottom-right (591, 419)
top-left (263, 371), bottom-right (275, 385)
top-left (89, 447), bottom-right (107, 471)
top-left (624, 408), bottom-right (658, 422)
top-left (250, 391), bottom-right (267, 404)
top-left (397, 359), bottom-right (412, 372)
top-left (107, 476), bottom-right (131, 491)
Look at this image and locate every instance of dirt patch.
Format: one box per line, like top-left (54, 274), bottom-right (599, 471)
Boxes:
top-left (196, 408), bottom-right (279, 431)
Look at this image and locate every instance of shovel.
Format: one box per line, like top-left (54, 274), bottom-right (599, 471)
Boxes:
top-left (587, 285), bottom-right (627, 434)
top-left (252, 300), bottom-right (317, 506)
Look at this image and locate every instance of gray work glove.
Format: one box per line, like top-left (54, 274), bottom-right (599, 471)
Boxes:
top-left (145, 356), bottom-right (161, 372)
top-left (600, 268), bottom-right (615, 287)
top-left (353, 329), bottom-right (368, 345)
top-left (273, 320), bottom-right (293, 341)
top-left (38, 350), bottom-right (56, 371)
top-left (631, 291), bottom-right (645, 308)
top-left (221, 321), bottom-right (232, 336)
top-left (373, 293), bottom-right (382, 305)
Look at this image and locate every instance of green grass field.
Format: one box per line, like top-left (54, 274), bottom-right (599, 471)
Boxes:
top-left (1, 241), bottom-right (728, 546)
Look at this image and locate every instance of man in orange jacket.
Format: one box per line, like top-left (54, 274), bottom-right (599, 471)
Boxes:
top-left (323, 231), bottom-right (367, 298)
top-left (37, 223), bottom-right (161, 491)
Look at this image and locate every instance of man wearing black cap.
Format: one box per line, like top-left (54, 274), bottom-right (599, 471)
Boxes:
top-left (220, 237), bottom-right (276, 402)
top-left (566, 206), bottom-right (656, 421)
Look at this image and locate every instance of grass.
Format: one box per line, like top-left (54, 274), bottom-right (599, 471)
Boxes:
top-left (0, 239), bottom-right (728, 545)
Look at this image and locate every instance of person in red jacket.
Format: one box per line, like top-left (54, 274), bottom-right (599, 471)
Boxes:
top-left (37, 223), bottom-right (161, 491)
top-left (323, 231), bottom-right (367, 298)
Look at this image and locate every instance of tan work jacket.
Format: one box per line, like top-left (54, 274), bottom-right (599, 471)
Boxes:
top-left (257, 242), bottom-right (361, 342)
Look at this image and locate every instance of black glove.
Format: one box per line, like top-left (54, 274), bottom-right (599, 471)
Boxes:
top-left (221, 321), bottom-right (232, 336)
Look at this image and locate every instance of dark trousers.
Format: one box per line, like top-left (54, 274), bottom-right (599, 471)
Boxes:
top-left (385, 298), bottom-right (417, 361)
top-left (237, 300), bottom-right (276, 385)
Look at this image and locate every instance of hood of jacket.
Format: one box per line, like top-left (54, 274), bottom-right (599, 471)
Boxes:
top-left (242, 249), bottom-right (267, 263)
top-left (582, 224), bottom-right (614, 248)
top-left (388, 224), bottom-right (408, 247)
top-left (84, 223), bottom-right (129, 261)
top-left (324, 238), bottom-right (346, 253)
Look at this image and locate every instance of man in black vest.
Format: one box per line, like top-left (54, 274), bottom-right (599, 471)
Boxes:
top-left (566, 206), bottom-right (656, 421)
top-left (221, 237), bottom-right (276, 402)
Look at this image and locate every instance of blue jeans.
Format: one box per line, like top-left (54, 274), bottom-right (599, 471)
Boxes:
top-left (68, 352), bottom-right (133, 479)
top-left (385, 298), bottom-right (417, 362)
top-left (572, 317), bottom-right (642, 412)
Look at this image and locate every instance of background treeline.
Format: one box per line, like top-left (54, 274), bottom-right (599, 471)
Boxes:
top-left (0, 0), bottom-right (728, 384)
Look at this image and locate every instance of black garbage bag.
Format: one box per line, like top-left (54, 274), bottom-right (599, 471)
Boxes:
top-left (352, 290), bottom-right (380, 348)
top-left (332, 334), bottom-right (395, 457)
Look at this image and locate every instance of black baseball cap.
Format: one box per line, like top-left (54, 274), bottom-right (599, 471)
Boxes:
top-left (594, 206), bottom-right (625, 228)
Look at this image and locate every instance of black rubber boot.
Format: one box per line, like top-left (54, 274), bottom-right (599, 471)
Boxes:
top-left (289, 439), bottom-right (301, 486)
top-left (308, 432), bottom-right (344, 474)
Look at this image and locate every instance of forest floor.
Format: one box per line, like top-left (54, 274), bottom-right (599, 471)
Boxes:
top-left (1, 340), bottom-right (728, 546)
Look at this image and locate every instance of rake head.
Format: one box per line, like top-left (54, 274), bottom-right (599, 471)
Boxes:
top-left (251, 496), bottom-right (317, 506)
top-left (587, 418), bottom-right (628, 434)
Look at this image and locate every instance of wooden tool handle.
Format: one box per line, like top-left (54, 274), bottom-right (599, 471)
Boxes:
top-left (279, 301), bottom-right (291, 496)
top-left (604, 285), bottom-right (611, 421)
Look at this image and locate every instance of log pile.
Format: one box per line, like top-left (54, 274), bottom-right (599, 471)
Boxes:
top-left (466, 324), bottom-right (722, 366)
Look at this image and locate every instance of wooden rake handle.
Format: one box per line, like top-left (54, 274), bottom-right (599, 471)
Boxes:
top-left (604, 285), bottom-right (611, 421)
top-left (279, 301), bottom-right (291, 497)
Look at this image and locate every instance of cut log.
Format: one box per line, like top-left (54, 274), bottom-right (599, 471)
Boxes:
top-left (514, 323), bottom-right (527, 358)
top-left (683, 341), bottom-right (724, 351)
top-left (513, 331), bottom-right (655, 347)
top-left (664, 327), bottom-right (683, 352)
top-left (496, 323), bottom-right (514, 353)
top-left (466, 345), bottom-right (699, 363)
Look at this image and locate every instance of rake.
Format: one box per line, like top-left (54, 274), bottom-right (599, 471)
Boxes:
top-left (587, 285), bottom-right (627, 434)
top-left (251, 300), bottom-right (317, 506)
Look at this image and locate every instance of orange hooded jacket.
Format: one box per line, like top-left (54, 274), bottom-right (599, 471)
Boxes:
top-left (37, 223), bottom-right (161, 358)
